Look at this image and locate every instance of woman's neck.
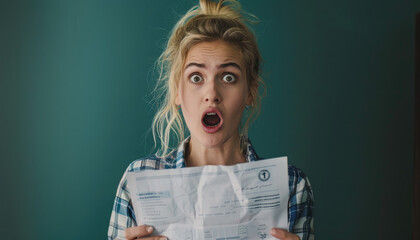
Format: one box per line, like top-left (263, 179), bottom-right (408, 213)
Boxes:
top-left (185, 135), bottom-right (246, 167)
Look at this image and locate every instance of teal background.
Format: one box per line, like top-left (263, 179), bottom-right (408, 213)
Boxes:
top-left (1, 0), bottom-right (419, 239)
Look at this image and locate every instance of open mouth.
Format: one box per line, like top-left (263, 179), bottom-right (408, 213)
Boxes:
top-left (201, 109), bottom-right (223, 133)
top-left (202, 112), bottom-right (221, 127)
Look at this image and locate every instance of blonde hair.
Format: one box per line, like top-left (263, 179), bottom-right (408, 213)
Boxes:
top-left (152, 0), bottom-right (264, 157)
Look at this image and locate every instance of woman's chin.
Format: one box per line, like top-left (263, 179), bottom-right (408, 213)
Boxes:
top-left (200, 135), bottom-right (225, 148)
top-left (193, 131), bottom-right (239, 150)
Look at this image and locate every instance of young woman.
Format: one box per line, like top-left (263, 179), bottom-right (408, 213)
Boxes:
top-left (108, 0), bottom-right (314, 239)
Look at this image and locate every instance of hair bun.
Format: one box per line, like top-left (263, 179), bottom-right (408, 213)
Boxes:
top-left (199, 0), bottom-right (242, 20)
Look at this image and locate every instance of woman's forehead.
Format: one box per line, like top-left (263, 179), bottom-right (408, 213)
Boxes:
top-left (184, 41), bottom-right (244, 67)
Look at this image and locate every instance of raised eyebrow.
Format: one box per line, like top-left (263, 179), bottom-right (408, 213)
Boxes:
top-left (184, 62), bottom-right (205, 70)
top-left (218, 62), bottom-right (242, 71)
top-left (184, 62), bottom-right (242, 71)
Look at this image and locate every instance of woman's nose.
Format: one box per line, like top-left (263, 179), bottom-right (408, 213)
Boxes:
top-left (204, 81), bottom-right (222, 104)
top-left (205, 96), bottom-right (220, 103)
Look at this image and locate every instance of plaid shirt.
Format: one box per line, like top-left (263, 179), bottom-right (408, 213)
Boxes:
top-left (108, 137), bottom-right (314, 240)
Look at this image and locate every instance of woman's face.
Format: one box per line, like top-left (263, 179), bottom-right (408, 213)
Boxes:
top-left (176, 40), bottom-right (252, 149)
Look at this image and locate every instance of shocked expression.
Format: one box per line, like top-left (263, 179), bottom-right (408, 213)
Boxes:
top-left (175, 40), bottom-right (252, 148)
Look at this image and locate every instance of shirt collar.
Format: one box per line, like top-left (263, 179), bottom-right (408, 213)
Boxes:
top-left (174, 136), bottom-right (259, 168)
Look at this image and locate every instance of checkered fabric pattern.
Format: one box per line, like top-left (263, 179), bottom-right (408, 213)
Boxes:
top-left (108, 137), bottom-right (314, 239)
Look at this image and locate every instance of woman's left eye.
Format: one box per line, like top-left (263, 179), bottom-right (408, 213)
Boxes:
top-left (189, 74), bottom-right (203, 83)
top-left (222, 74), bottom-right (236, 83)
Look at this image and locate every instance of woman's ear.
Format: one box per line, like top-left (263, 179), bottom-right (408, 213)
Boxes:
top-left (175, 91), bottom-right (181, 106)
top-left (246, 92), bottom-right (253, 106)
top-left (246, 82), bottom-right (258, 106)
top-left (175, 78), bottom-right (182, 106)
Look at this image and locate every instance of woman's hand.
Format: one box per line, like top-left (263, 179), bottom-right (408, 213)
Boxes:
top-left (124, 225), bottom-right (168, 240)
top-left (270, 228), bottom-right (300, 240)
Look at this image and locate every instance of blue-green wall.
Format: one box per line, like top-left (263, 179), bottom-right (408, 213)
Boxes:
top-left (1, 0), bottom-right (418, 239)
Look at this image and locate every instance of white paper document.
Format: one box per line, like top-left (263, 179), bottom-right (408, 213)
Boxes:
top-left (127, 157), bottom-right (289, 240)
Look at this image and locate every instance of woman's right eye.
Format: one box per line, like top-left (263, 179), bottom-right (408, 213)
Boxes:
top-left (189, 74), bottom-right (203, 83)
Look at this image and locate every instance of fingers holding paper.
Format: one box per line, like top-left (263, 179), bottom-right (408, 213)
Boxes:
top-left (124, 225), bottom-right (168, 240)
top-left (270, 228), bottom-right (301, 240)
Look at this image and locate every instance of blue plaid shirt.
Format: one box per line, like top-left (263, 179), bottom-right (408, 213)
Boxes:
top-left (108, 137), bottom-right (314, 239)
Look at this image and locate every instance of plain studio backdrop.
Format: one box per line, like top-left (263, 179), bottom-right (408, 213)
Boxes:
top-left (1, 0), bottom-right (419, 239)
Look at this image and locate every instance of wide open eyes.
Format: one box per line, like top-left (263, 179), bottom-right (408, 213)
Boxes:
top-left (189, 74), bottom-right (203, 83)
top-left (222, 73), bottom-right (236, 83)
top-left (188, 73), bottom-right (237, 84)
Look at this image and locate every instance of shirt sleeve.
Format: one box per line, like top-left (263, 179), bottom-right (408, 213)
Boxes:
top-left (288, 166), bottom-right (315, 240)
top-left (108, 168), bottom-right (137, 240)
